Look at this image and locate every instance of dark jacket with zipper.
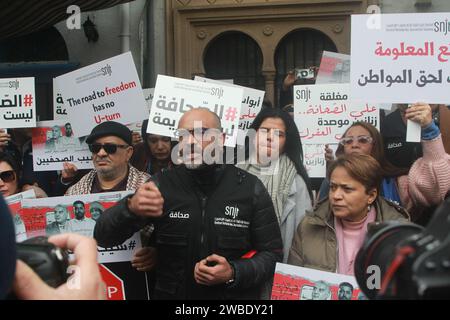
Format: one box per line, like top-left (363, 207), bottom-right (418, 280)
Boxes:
top-left (94, 164), bottom-right (283, 300)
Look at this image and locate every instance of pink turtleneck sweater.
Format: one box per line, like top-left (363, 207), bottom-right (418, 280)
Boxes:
top-left (335, 207), bottom-right (376, 276)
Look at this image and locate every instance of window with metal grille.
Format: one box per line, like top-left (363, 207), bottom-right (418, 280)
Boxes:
top-left (204, 31), bottom-right (265, 91)
top-left (275, 28), bottom-right (337, 107)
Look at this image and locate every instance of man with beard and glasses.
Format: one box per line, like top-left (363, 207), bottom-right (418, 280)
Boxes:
top-left (94, 108), bottom-right (283, 300)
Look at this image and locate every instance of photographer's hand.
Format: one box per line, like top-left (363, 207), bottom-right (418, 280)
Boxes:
top-left (13, 233), bottom-right (106, 300)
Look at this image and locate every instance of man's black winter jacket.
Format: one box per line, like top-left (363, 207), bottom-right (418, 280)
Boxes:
top-left (94, 164), bottom-right (283, 300)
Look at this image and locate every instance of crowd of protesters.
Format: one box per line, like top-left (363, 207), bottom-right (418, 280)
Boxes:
top-left (1, 68), bottom-right (450, 300)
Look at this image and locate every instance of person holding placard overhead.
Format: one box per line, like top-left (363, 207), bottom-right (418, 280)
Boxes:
top-left (319, 103), bottom-right (450, 221)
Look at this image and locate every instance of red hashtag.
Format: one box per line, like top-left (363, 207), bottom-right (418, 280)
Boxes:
top-left (225, 107), bottom-right (237, 121)
top-left (23, 94), bottom-right (33, 107)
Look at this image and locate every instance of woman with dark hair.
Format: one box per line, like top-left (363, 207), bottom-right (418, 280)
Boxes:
top-left (131, 119), bottom-right (174, 175)
top-left (238, 107), bottom-right (313, 262)
top-left (0, 152), bottom-right (46, 199)
top-left (288, 154), bottom-right (410, 275)
top-left (319, 103), bottom-right (450, 220)
top-left (0, 152), bottom-right (47, 241)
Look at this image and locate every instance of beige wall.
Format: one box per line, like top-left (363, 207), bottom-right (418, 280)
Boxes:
top-left (166, 0), bottom-right (370, 104)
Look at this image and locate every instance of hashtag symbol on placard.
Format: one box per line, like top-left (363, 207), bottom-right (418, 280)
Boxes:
top-left (128, 240), bottom-right (136, 250)
top-left (224, 107), bottom-right (237, 121)
top-left (23, 94), bottom-right (33, 107)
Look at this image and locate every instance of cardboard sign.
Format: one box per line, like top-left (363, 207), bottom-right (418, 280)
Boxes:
top-left (316, 51), bottom-right (351, 84)
top-left (303, 144), bottom-right (338, 178)
top-left (294, 84), bottom-right (379, 144)
top-left (142, 88), bottom-right (154, 115)
top-left (194, 76), bottom-right (264, 146)
top-left (271, 263), bottom-right (365, 300)
top-left (19, 192), bottom-right (141, 264)
top-left (0, 77), bottom-right (36, 128)
top-left (148, 75), bottom-right (243, 147)
top-left (6, 190), bottom-right (37, 243)
top-left (54, 52), bottom-right (148, 137)
top-left (32, 120), bottom-right (93, 171)
top-left (53, 79), bottom-right (67, 120)
top-left (351, 12), bottom-right (450, 104)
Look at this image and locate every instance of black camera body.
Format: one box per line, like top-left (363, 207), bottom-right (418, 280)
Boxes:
top-left (16, 237), bottom-right (69, 288)
top-left (355, 197), bottom-right (450, 299)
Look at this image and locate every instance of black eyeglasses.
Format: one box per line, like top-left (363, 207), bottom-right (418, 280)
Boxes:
top-left (0, 170), bottom-right (16, 183)
top-left (88, 143), bottom-right (129, 154)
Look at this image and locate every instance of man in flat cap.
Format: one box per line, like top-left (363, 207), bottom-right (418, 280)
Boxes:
top-left (66, 121), bottom-right (150, 195)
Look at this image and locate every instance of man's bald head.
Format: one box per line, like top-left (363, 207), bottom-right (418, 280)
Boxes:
top-left (178, 108), bottom-right (222, 130)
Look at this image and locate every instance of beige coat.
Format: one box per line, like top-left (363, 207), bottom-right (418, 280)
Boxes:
top-left (287, 197), bottom-right (410, 273)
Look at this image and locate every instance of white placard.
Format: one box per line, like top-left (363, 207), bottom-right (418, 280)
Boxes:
top-left (53, 79), bottom-right (67, 120)
top-left (303, 144), bottom-right (338, 178)
top-left (0, 77), bottom-right (36, 128)
top-left (194, 76), bottom-right (264, 145)
top-left (317, 51), bottom-right (392, 110)
top-left (32, 120), bottom-right (94, 171)
top-left (148, 75), bottom-right (243, 147)
top-left (20, 191), bottom-right (141, 263)
top-left (54, 52), bottom-right (148, 137)
top-left (294, 84), bottom-right (379, 144)
top-left (5, 189), bottom-right (36, 205)
top-left (142, 88), bottom-right (154, 115)
top-left (351, 13), bottom-right (450, 104)
top-left (316, 51), bottom-right (351, 84)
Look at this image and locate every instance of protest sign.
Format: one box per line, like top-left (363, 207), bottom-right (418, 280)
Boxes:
top-left (0, 77), bottom-right (36, 128)
top-left (18, 192), bottom-right (149, 300)
top-left (32, 120), bottom-right (93, 171)
top-left (125, 88), bottom-right (154, 134)
top-left (294, 84), bottom-right (379, 144)
top-left (351, 12), bottom-right (450, 104)
top-left (271, 263), bottom-right (364, 300)
top-left (6, 190), bottom-right (37, 242)
top-left (142, 88), bottom-right (154, 114)
top-left (194, 76), bottom-right (264, 145)
top-left (316, 51), bottom-right (351, 84)
top-left (126, 121), bottom-right (143, 134)
top-left (19, 191), bottom-right (140, 264)
top-left (54, 52), bottom-right (148, 137)
top-left (316, 51), bottom-right (392, 110)
top-left (53, 79), bottom-right (67, 120)
top-left (148, 75), bottom-right (243, 147)
top-left (303, 144), bottom-right (338, 178)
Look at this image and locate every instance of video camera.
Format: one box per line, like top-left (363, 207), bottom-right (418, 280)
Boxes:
top-left (6, 236), bottom-right (70, 299)
top-left (355, 197), bottom-right (450, 299)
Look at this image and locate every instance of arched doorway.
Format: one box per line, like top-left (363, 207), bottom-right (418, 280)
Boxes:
top-left (204, 31), bottom-right (265, 90)
top-left (275, 28), bottom-right (337, 107)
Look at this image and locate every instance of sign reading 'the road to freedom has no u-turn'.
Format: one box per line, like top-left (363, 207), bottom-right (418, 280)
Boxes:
top-left (54, 52), bottom-right (148, 138)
